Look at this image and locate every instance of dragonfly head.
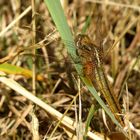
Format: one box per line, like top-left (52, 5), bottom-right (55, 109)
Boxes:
top-left (75, 34), bottom-right (93, 52)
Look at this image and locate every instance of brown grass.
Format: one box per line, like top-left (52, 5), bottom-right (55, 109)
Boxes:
top-left (0, 0), bottom-right (140, 139)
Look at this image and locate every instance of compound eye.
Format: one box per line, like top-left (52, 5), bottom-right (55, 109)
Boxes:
top-left (82, 45), bottom-right (92, 51)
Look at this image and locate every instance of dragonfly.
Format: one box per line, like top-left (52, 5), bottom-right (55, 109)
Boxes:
top-left (0, 26), bottom-right (124, 126)
top-left (75, 34), bottom-right (124, 127)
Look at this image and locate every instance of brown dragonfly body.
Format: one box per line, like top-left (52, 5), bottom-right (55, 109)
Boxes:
top-left (75, 34), bottom-right (124, 126)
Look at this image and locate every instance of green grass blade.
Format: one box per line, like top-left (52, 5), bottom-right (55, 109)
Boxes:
top-left (82, 15), bottom-right (91, 34)
top-left (84, 104), bottom-right (96, 140)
